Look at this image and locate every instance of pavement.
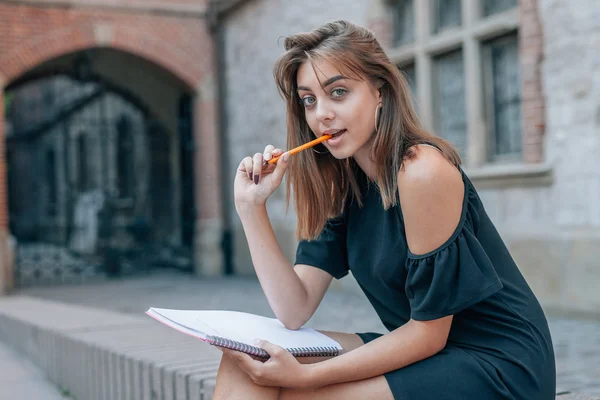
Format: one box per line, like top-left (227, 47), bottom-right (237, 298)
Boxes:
top-left (0, 338), bottom-right (69, 399)
top-left (4, 269), bottom-right (600, 397)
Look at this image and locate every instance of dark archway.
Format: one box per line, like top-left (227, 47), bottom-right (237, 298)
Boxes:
top-left (5, 50), bottom-right (196, 286)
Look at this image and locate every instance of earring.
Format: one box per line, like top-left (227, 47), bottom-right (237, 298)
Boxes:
top-left (312, 145), bottom-right (329, 154)
top-left (374, 102), bottom-right (383, 134)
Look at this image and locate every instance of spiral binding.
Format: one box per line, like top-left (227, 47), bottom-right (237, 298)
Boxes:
top-left (206, 335), bottom-right (340, 359)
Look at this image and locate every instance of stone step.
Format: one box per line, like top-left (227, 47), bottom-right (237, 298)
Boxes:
top-left (0, 295), bottom-right (598, 400)
top-left (0, 295), bottom-right (221, 400)
top-left (557, 394), bottom-right (600, 400)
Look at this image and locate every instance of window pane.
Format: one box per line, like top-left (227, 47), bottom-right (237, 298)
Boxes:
top-left (482, 0), bottom-right (517, 16)
top-left (486, 35), bottom-right (521, 158)
top-left (433, 0), bottom-right (461, 33)
top-left (434, 50), bottom-right (467, 157)
top-left (393, 0), bottom-right (414, 45)
top-left (400, 63), bottom-right (418, 111)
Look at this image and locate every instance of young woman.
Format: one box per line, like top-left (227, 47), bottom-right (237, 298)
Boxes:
top-left (213, 20), bottom-right (556, 400)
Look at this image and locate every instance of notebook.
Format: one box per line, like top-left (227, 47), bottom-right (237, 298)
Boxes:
top-left (146, 308), bottom-right (343, 359)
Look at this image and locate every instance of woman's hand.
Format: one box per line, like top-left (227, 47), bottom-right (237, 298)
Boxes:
top-left (234, 144), bottom-right (290, 210)
top-left (219, 340), bottom-right (314, 389)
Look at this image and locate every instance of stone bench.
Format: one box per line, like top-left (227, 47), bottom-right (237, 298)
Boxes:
top-left (0, 295), bottom-right (222, 399)
top-left (0, 295), bottom-right (598, 400)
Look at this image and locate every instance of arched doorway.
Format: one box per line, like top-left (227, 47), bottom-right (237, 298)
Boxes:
top-left (4, 49), bottom-right (196, 286)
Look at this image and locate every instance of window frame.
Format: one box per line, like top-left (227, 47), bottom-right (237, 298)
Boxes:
top-left (387, 0), bottom-right (524, 171)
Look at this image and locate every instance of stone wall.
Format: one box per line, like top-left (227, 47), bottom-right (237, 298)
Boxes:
top-left (221, 1), bottom-right (372, 275)
top-left (476, 0), bottom-right (600, 314)
top-left (222, 0), bottom-right (600, 314)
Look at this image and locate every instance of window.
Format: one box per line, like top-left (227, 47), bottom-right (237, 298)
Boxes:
top-left (484, 34), bottom-right (521, 161)
top-left (400, 63), bottom-right (418, 110)
top-left (386, 1), bottom-right (523, 168)
top-left (402, 63), bottom-right (416, 94)
top-left (116, 115), bottom-right (134, 199)
top-left (482, 0), bottom-right (517, 17)
top-left (432, 0), bottom-right (461, 33)
top-left (392, 0), bottom-right (415, 46)
top-left (45, 148), bottom-right (57, 216)
top-left (433, 50), bottom-right (467, 156)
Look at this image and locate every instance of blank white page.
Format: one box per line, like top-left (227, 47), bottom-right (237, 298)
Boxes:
top-left (148, 308), bottom-right (342, 350)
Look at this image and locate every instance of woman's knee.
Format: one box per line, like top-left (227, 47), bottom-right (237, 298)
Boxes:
top-left (215, 353), bottom-right (247, 379)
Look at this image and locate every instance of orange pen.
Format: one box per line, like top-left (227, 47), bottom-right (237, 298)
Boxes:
top-left (263, 134), bottom-right (332, 166)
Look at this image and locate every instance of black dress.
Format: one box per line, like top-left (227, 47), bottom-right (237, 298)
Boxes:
top-left (294, 165), bottom-right (556, 400)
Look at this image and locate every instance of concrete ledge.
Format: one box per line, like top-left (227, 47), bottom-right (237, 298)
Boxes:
top-left (0, 295), bottom-right (221, 400)
top-left (464, 162), bottom-right (554, 189)
top-left (0, 295), bottom-right (598, 400)
top-left (557, 394), bottom-right (600, 400)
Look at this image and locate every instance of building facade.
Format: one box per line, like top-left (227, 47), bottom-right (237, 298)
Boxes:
top-left (220, 0), bottom-right (600, 315)
top-left (0, 0), bottom-right (598, 315)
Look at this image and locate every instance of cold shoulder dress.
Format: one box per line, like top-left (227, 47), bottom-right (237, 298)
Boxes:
top-left (294, 165), bottom-right (556, 400)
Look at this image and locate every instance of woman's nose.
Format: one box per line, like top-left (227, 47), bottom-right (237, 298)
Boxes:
top-left (315, 101), bottom-right (335, 122)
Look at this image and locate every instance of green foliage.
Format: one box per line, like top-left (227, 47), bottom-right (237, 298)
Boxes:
top-left (3, 92), bottom-right (13, 115)
top-left (58, 385), bottom-right (75, 399)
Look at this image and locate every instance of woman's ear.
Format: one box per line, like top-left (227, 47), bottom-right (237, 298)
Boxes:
top-left (374, 79), bottom-right (385, 102)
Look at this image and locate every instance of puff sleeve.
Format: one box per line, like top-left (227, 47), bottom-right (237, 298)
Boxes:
top-left (404, 189), bottom-right (503, 321)
top-left (294, 213), bottom-right (349, 280)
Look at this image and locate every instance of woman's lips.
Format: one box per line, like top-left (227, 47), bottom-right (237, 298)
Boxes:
top-left (325, 129), bottom-right (346, 145)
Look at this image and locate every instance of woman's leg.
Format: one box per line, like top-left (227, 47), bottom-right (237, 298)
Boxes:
top-left (279, 376), bottom-right (394, 400)
top-left (212, 331), bottom-right (368, 400)
top-left (213, 355), bottom-right (394, 400)
top-left (212, 353), bottom-right (280, 400)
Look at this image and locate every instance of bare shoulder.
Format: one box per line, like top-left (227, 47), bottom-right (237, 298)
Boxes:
top-left (398, 145), bottom-right (463, 193)
top-left (398, 145), bottom-right (465, 256)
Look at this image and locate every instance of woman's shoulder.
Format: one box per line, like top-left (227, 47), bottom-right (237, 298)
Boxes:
top-left (397, 145), bottom-right (466, 255)
top-left (398, 144), bottom-right (463, 193)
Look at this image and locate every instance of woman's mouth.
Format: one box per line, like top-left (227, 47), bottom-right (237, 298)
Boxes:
top-left (324, 129), bottom-right (346, 145)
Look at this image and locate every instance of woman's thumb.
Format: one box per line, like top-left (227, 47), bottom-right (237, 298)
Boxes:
top-left (270, 152), bottom-right (290, 185)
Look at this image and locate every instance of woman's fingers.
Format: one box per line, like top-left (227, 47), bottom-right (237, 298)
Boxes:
top-left (252, 153), bottom-right (263, 184)
top-left (263, 144), bottom-right (275, 162)
top-left (237, 146), bottom-right (284, 184)
top-left (270, 152), bottom-right (290, 187)
top-left (270, 148), bottom-right (284, 163)
top-left (242, 157), bottom-right (253, 180)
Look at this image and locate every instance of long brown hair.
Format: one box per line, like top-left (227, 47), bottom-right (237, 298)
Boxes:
top-left (273, 20), bottom-right (461, 241)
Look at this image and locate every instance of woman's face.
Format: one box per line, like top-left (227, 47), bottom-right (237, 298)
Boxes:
top-left (296, 58), bottom-right (381, 161)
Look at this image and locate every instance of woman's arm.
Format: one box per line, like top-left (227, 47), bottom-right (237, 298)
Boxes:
top-left (237, 204), bottom-right (333, 329)
top-left (234, 145), bottom-right (333, 329)
top-left (307, 316), bottom-right (452, 387)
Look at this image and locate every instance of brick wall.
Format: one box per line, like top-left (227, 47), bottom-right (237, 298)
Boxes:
top-left (519, 0), bottom-right (546, 163)
top-left (0, 3), bottom-right (213, 87)
top-left (0, 93), bottom-right (6, 231)
top-left (0, 0), bottom-right (224, 286)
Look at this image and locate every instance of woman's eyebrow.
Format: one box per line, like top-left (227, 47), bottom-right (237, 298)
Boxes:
top-left (297, 75), bottom-right (348, 92)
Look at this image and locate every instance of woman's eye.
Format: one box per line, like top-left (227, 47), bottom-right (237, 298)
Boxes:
top-left (332, 88), bottom-right (347, 98)
top-left (302, 97), bottom-right (316, 107)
